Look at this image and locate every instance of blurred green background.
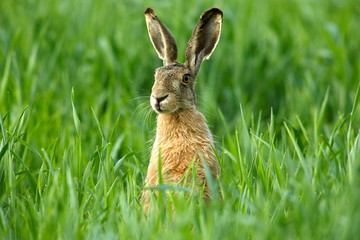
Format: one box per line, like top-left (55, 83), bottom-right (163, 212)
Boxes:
top-left (1, 0), bottom-right (360, 239)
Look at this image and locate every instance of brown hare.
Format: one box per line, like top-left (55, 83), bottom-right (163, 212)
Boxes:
top-left (142, 7), bottom-right (223, 211)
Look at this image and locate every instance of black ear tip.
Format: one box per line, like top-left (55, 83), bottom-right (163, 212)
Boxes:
top-left (201, 8), bottom-right (223, 19)
top-left (210, 8), bottom-right (223, 15)
top-left (145, 7), bottom-right (155, 16)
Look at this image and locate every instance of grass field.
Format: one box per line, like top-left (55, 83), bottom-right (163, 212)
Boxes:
top-left (1, 0), bottom-right (360, 239)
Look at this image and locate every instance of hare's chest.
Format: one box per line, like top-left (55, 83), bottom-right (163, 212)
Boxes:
top-left (152, 136), bottom-right (197, 164)
top-left (149, 137), bottom-right (204, 183)
top-left (152, 133), bottom-right (212, 168)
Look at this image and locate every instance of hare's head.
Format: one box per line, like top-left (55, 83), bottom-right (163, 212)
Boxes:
top-left (145, 8), bottom-right (223, 114)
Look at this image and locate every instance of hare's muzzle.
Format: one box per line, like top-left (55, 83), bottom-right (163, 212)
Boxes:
top-left (151, 94), bottom-right (169, 113)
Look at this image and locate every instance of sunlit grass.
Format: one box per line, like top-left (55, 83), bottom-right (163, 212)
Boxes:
top-left (1, 0), bottom-right (360, 239)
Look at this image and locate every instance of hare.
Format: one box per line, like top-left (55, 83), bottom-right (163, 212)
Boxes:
top-left (142, 7), bottom-right (223, 211)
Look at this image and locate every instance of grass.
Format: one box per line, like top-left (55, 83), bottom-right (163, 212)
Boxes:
top-left (1, 0), bottom-right (360, 239)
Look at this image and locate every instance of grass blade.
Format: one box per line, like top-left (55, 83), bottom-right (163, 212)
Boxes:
top-left (284, 122), bottom-right (311, 181)
top-left (0, 110), bottom-right (7, 143)
top-left (91, 107), bottom-right (107, 144)
top-left (10, 150), bottom-right (38, 197)
top-left (71, 87), bottom-right (81, 138)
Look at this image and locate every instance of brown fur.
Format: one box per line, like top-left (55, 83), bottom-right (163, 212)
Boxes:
top-left (142, 7), bottom-right (223, 212)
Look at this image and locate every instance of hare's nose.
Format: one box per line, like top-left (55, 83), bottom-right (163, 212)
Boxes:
top-left (154, 95), bottom-right (168, 104)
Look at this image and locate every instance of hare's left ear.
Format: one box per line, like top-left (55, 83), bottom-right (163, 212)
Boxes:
top-left (185, 8), bottom-right (223, 76)
top-left (145, 8), bottom-right (178, 66)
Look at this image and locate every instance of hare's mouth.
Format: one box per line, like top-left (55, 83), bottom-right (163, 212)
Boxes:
top-left (153, 104), bottom-right (172, 114)
top-left (151, 100), bottom-right (165, 113)
top-left (152, 102), bottom-right (178, 114)
top-left (155, 104), bottom-right (163, 113)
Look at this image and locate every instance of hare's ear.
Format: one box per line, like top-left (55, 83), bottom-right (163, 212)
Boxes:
top-left (145, 8), bottom-right (178, 66)
top-left (185, 8), bottom-right (222, 76)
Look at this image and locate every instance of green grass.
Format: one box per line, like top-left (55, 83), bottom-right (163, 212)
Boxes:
top-left (1, 0), bottom-right (360, 239)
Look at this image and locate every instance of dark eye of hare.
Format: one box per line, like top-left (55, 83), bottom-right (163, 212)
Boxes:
top-left (183, 74), bottom-right (190, 83)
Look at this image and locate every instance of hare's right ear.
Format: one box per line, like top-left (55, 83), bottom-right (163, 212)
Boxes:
top-left (145, 8), bottom-right (178, 66)
top-left (185, 8), bottom-right (223, 76)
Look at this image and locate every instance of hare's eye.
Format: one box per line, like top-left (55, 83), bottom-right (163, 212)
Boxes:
top-left (183, 74), bottom-right (190, 83)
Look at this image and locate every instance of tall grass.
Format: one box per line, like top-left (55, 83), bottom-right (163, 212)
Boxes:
top-left (1, 0), bottom-right (360, 239)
